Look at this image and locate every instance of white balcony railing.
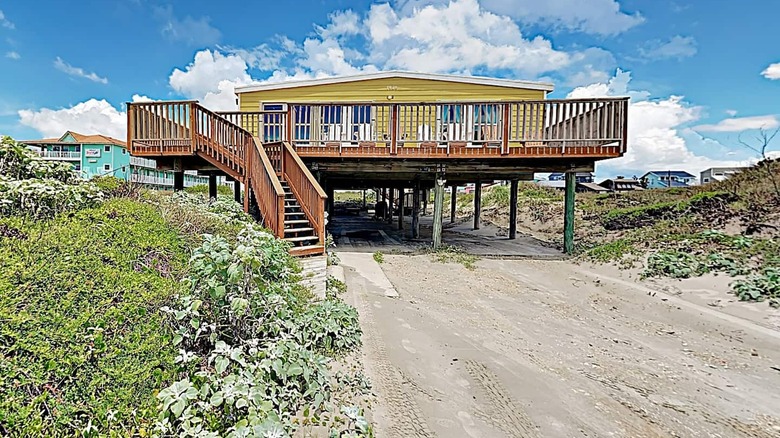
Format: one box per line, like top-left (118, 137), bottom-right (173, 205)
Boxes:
top-left (130, 172), bottom-right (208, 187)
top-left (39, 150), bottom-right (81, 160)
top-left (130, 156), bottom-right (158, 168)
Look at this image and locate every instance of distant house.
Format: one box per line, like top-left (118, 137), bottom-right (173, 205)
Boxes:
top-left (599, 177), bottom-right (644, 192)
top-left (640, 171), bottom-right (697, 189)
top-left (547, 172), bottom-right (594, 183)
top-left (22, 131), bottom-right (209, 189)
top-left (700, 167), bottom-right (746, 184)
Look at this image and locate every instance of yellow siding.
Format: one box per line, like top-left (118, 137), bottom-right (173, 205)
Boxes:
top-left (238, 77), bottom-right (545, 111)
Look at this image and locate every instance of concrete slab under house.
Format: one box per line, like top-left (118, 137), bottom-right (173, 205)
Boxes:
top-left (126, 71), bottom-right (629, 257)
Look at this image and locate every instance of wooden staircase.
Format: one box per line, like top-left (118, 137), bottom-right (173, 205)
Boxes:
top-left (126, 101), bottom-right (327, 256)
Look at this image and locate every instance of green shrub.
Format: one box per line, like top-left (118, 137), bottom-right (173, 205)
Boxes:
top-left (482, 184), bottom-right (510, 208)
top-left (586, 238), bottom-right (637, 263)
top-left (373, 251), bottom-right (384, 264)
top-left (643, 250), bottom-right (705, 279)
top-left (0, 178), bottom-right (104, 218)
top-left (731, 267), bottom-right (780, 304)
top-left (0, 199), bottom-right (187, 435)
top-left (184, 183), bottom-right (233, 197)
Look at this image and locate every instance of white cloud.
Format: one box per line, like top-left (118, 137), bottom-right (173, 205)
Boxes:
top-left (153, 5), bottom-right (220, 46)
top-left (762, 62), bottom-right (780, 80)
top-left (54, 57), bottom-right (108, 84)
top-left (0, 10), bottom-right (14, 29)
top-left (5, 51), bottom-right (19, 60)
top-left (639, 35), bottom-right (697, 60)
top-left (569, 71), bottom-right (749, 176)
top-left (725, 109), bottom-right (738, 117)
top-left (317, 10), bottom-right (361, 39)
top-left (169, 50), bottom-right (256, 111)
top-left (18, 95), bottom-right (152, 139)
top-left (693, 115), bottom-right (780, 132)
top-left (396, 0), bottom-right (643, 35)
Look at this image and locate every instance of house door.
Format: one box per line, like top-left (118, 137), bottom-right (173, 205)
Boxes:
top-left (437, 104), bottom-right (473, 145)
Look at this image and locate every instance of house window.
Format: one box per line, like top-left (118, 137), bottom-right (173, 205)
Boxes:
top-left (104, 164), bottom-right (111, 171)
top-left (121, 149), bottom-right (126, 155)
top-left (104, 145), bottom-right (111, 152)
top-left (441, 105), bottom-right (462, 123)
top-left (75, 145), bottom-right (81, 152)
top-left (474, 104), bottom-right (497, 123)
top-left (703, 178), bottom-right (710, 183)
top-left (294, 105), bottom-right (311, 140)
top-left (322, 106), bottom-right (342, 124)
top-left (352, 105), bottom-right (371, 124)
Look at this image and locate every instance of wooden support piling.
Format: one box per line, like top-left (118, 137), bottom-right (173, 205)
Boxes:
top-left (509, 179), bottom-right (518, 240)
top-left (412, 182), bottom-right (420, 238)
top-left (564, 172), bottom-right (576, 254)
top-left (473, 180), bottom-right (482, 230)
top-left (398, 188), bottom-right (405, 230)
top-left (433, 177), bottom-right (445, 249)
top-left (208, 173), bottom-right (218, 199)
top-left (450, 185), bottom-right (457, 223)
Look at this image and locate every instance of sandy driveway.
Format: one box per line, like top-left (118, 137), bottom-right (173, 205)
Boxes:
top-left (337, 253), bottom-right (780, 438)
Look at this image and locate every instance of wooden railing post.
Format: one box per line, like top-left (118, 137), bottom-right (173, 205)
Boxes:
top-left (189, 102), bottom-right (197, 154)
top-left (390, 104), bottom-right (398, 155)
top-left (126, 103), bottom-right (133, 154)
top-left (501, 104), bottom-right (510, 155)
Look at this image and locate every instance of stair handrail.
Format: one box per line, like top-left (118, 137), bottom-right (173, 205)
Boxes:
top-left (281, 141), bottom-right (327, 247)
top-left (249, 138), bottom-right (286, 237)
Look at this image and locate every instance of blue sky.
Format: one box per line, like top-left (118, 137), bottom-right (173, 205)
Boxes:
top-left (1, 0), bottom-right (778, 178)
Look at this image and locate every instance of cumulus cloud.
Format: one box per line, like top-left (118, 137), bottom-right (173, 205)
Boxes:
top-left (395, 0), bottom-right (643, 35)
top-left (5, 51), bottom-right (19, 60)
top-left (568, 71), bottom-right (750, 177)
top-left (762, 62), bottom-right (780, 80)
top-left (153, 5), bottom-right (221, 46)
top-left (54, 57), bottom-right (108, 84)
top-left (639, 35), bottom-right (697, 60)
top-left (693, 115), bottom-right (780, 133)
top-left (18, 95), bottom-right (151, 139)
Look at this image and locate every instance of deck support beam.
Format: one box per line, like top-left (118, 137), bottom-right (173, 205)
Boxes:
top-left (173, 158), bottom-right (184, 192)
top-left (450, 185), bottom-right (457, 223)
top-left (398, 188), bottom-right (405, 230)
top-left (208, 173), bottom-right (218, 200)
top-left (473, 180), bottom-right (482, 230)
top-left (423, 189), bottom-right (428, 215)
top-left (412, 181), bottom-right (420, 238)
top-left (432, 176), bottom-right (445, 249)
top-left (509, 179), bottom-right (518, 240)
top-left (564, 172), bottom-right (576, 254)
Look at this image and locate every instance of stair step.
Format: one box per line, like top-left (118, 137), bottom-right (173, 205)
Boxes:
top-left (285, 227), bottom-right (314, 234)
top-left (284, 235), bottom-right (320, 243)
top-left (289, 245), bottom-right (325, 256)
top-left (285, 219), bottom-right (310, 225)
top-left (284, 212), bottom-right (305, 216)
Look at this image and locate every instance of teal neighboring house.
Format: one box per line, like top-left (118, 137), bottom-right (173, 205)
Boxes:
top-left (23, 131), bottom-right (208, 188)
top-left (640, 170), bottom-right (697, 189)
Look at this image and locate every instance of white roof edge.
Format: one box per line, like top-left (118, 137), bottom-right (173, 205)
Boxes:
top-left (234, 71), bottom-right (555, 94)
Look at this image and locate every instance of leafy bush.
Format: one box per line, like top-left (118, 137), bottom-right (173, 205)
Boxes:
top-left (184, 183), bottom-right (233, 197)
top-left (326, 276), bottom-right (347, 299)
top-left (731, 267), bottom-right (780, 305)
top-left (586, 238), bottom-right (637, 263)
top-left (92, 175), bottom-right (141, 199)
top-left (482, 184), bottom-right (510, 208)
top-left (0, 178), bottom-right (103, 218)
top-left (602, 191), bottom-right (733, 231)
top-left (0, 199), bottom-right (187, 435)
top-left (372, 251), bottom-right (384, 264)
top-left (0, 136), bottom-right (75, 183)
top-left (643, 251), bottom-right (705, 279)
top-left (156, 225), bottom-right (364, 436)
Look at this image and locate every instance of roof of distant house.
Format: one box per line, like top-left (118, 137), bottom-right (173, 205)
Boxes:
top-left (22, 131), bottom-right (126, 148)
top-left (235, 70), bottom-right (555, 94)
top-left (642, 170), bottom-right (696, 178)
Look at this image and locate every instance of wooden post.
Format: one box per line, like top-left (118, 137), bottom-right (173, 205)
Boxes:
top-left (508, 179), bottom-right (518, 240)
top-left (450, 184), bottom-right (457, 223)
top-left (473, 180), bottom-right (482, 230)
top-left (564, 172), bottom-right (576, 254)
top-left (243, 179), bottom-right (250, 212)
top-left (173, 158), bottom-right (184, 192)
top-left (398, 188), bottom-right (405, 230)
top-left (388, 188), bottom-right (394, 223)
top-left (234, 181), bottom-right (241, 203)
top-left (382, 188), bottom-right (387, 220)
top-left (208, 173), bottom-right (218, 199)
top-left (432, 176), bottom-right (445, 249)
top-left (422, 189), bottom-right (428, 215)
top-left (412, 181), bottom-right (420, 238)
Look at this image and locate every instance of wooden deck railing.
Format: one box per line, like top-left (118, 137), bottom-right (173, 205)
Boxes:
top-left (248, 138), bottom-right (285, 237)
top-left (281, 142), bottom-right (327, 247)
top-left (127, 101), bottom-right (195, 155)
top-left (192, 105), bottom-right (248, 179)
top-left (228, 97), bottom-right (628, 159)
